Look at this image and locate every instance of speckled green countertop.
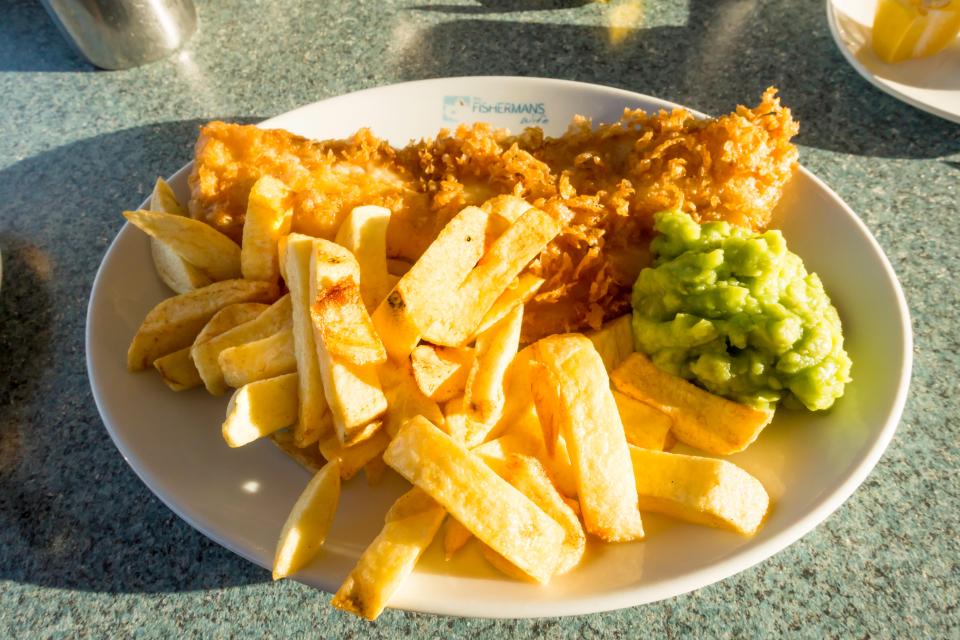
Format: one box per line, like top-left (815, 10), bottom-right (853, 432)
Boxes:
top-left (1, 0), bottom-right (957, 637)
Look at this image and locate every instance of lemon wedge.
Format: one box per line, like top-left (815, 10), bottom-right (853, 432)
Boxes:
top-left (872, 0), bottom-right (960, 63)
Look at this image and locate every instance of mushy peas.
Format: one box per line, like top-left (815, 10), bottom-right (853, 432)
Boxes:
top-left (631, 211), bottom-right (852, 411)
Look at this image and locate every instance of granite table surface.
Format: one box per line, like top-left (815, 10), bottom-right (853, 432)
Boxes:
top-left (1, 0), bottom-right (957, 637)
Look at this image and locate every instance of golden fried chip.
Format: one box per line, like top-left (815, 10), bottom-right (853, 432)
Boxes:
top-left (127, 279), bottom-right (278, 371)
top-left (586, 314), bottom-right (634, 372)
top-left (192, 295), bottom-right (292, 395)
top-left (193, 302), bottom-right (268, 345)
top-left (473, 272), bottom-right (544, 338)
top-left (148, 177), bottom-right (211, 294)
top-left (241, 175), bottom-right (293, 283)
top-left (422, 206), bottom-right (560, 346)
top-left (371, 205), bottom-right (489, 360)
top-left (384, 416), bottom-right (565, 583)
top-left (463, 304), bottom-right (523, 444)
top-left (611, 352), bottom-right (774, 455)
top-left (441, 396), bottom-right (466, 441)
top-left (284, 233), bottom-right (332, 446)
top-left (613, 389), bottom-right (674, 451)
top-left (124, 209), bottom-right (241, 281)
top-left (311, 281), bottom-right (386, 366)
top-left (219, 327), bottom-right (297, 388)
top-left (317, 428), bottom-right (391, 481)
top-left (332, 488), bottom-right (446, 621)
top-left (335, 205), bottom-right (393, 311)
top-left (481, 193), bottom-right (535, 227)
top-left (492, 454), bottom-right (585, 576)
top-left (530, 334), bottom-right (644, 542)
top-left (410, 344), bottom-right (474, 403)
top-left (474, 405), bottom-right (578, 499)
top-left (222, 372), bottom-right (299, 447)
top-left (273, 460), bottom-right (341, 580)
top-left (153, 347), bottom-right (202, 391)
top-left (443, 518), bottom-right (473, 560)
top-left (269, 429), bottom-right (325, 473)
top-left (495, 346), bottom-right (537, 432)
top-left (629, 446), bottom-right (770, 535)
top-left (381, 364), bottom-right (444, 439)
top-left (310, 240), bottom-right (388, 444)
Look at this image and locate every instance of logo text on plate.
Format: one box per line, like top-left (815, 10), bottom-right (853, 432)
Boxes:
top-left (443, 96), bottom-right (549, 125)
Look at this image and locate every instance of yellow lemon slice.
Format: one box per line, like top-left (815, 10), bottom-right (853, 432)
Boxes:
top-left (872, 0), bottom-right (960, 63)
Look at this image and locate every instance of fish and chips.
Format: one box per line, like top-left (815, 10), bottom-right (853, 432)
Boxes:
top-left (121, 91), bottom-right (807, 619)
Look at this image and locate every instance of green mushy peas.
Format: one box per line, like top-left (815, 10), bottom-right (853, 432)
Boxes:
top-left (631, 210), bottom-right (852, 411)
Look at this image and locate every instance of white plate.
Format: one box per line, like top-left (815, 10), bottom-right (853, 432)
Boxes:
top-left (86, 77), bottom-right (912, 618)
top-left (827, 0), bottom-right (960, 123)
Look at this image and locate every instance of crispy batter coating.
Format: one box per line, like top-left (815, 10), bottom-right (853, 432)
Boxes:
top-left (189, 88), bottom-right (798, 342)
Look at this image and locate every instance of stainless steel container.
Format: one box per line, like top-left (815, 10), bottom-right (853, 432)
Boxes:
top-left (41, 0), bottom-right (197, 70)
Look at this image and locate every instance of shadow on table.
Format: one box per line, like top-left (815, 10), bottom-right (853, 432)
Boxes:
top-left (401, 0), bottom-right (960, 158)
top-left (0, 0), bottom-right (95, 72)
top-left (0, 119), bottom-right (268, 594)
top-left (413, 0), bottom-right (594, 13)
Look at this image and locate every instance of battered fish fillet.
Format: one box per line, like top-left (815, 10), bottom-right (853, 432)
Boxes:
top-left (189, 88), bottom-right (798, 342)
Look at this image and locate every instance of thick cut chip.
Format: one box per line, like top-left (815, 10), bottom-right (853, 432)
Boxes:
top-left (153, 347), bottom-right (202, 391)
top-left (463, 304), bottom-right (523, 444)
top-left (318, 429), bottom-right (391, 480)
top-left (443, 518), bottom-right (473, 560)
top-left (270, 429), bottom-right (325, 473)
top-left (422, 206), bottom-right (560, 346)
top-left (193, 302), bottom-right (267, 345)
top-left (192, 295), bottom-right (292, 395)
top-left (370, 290), bottom-right (421, 364)
top-left (188, 301), bottom-right (268, 393)
top-left (148, 177), bottom-right (211, 294)
top-left (312, 281), bottom-right (386, 366)
top-left (473, 272), bottom-right (544, 338)
top-left (284, 233), bottom-right (332, 446)
top-left (480, 544), bottom-right (537, 582)
top-left (149, 176), bottom-right (184, 216)
top-left (309, 236), bottom-right (360, 290)
top-left (611, 353), bottom-right (774, 455)
top-left (332, 488), bottom-right (446, 621)
top-left (410, 344), bottom-right (474, 403)
top-left (474, 405), bottom-right (578, 499)
top-left (586, 314), bottom-right (634, 373)
top-left (219, 327), bottom-right (297, 388)
top-left (441, 396), bottom-right (486, 444)
top-left (381, 364), bottom-right (444, 439)
top-left (335, 205), bottom-right (393, 311)
top-left (124, 209), bottom-right (241, 281)
top-left (127, 279), bottom-right (278, 371)
top-left (311, 349), bottom-right (386, 445)
top-left (371, 205), bottom-right (489, 360)
top-left (384, 417), bottom-right (565, 583)
top-left (496, 346), bottom-right (536, 432)
top-left (273, 460), bottom-right (341, 580)
top-left (482, 193), bottom-right (535, 226)
top-left (222, 372), bottom-right (299, 447)
top-left (613, 389), bottom-right (674, 451)
top-left (241, 175), bottom-right (293, 283)
top-left (310, 240), bottom-right (387, 444)
top-left (491, 454), bottom-right (585, 576)
top-left (629, 446), bottom-right (770, 535)
top-left (530, 334), bottom-right (644, 542)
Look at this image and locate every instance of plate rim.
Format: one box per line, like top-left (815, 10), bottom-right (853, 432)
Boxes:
top-left (85, 75), bottom-right (913, 618)
top-left (825, 0), bottom-right (960, 124)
